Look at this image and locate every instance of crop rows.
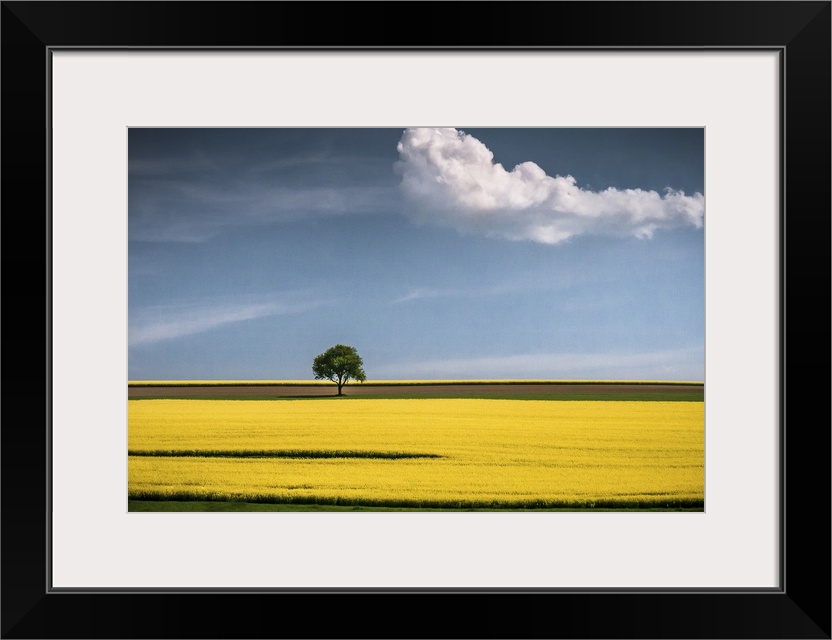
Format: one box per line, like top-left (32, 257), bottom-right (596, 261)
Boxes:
top-left (128, 398), bottom-right (704, 509)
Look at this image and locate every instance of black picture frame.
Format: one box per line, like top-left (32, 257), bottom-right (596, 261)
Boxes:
top-left (2, 2), bottom-right (829, 638)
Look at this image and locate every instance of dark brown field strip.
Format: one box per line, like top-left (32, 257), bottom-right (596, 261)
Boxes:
top-left (128, 383), bottom-right (703, 398)
top-left (127, 494), bottom-right (705, 510)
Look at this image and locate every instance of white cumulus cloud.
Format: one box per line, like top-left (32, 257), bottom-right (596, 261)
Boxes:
top-left (395, 128), bottom-right (704, 244)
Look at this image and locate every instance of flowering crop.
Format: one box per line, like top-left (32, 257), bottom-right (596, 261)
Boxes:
top-left (128, 398), bottom-right (703, 509)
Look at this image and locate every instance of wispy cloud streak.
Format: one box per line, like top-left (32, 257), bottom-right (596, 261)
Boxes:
top-left (129, 299), bottom-right (324, 347)
top-left (129, 183), bottom-right (397, 243)
top-left (393, 288), bottom-right (460, 304)
top-left (129, 141), bottom-right (398, 243)
top-left (392, 278), bottom-right (572, 305)
top-left (373, 347), bottom-right (704, 381)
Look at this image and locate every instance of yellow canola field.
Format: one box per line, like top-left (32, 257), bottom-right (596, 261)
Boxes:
top-left (128, 399), bottom-right (703, 509)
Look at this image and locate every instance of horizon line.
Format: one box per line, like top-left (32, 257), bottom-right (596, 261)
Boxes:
top-left (128, 378), bottom-right (705, 387)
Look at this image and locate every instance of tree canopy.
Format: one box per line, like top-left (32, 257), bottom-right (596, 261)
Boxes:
top-left (312, 344), bottom-right (366, 396)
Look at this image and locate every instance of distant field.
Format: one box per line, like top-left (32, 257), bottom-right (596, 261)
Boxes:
top-left (128, 394), bottom-right (704, 511)
top-left (128, 379), bottom-right (704, 402)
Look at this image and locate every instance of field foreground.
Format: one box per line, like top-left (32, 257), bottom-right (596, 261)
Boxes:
top-left (129, 395), bottom-right (704, 511)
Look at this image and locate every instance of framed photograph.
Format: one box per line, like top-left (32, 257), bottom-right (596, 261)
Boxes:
top-left (125, 125), bottom-right (707, 517)
top-left (3, 2), bottom-right (829, 638)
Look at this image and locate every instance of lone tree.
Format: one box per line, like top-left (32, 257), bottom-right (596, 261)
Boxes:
top-left (312, 344), bottom-right (366, 396)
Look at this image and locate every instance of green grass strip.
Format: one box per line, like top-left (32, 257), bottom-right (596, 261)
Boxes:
top-left (128, 449), bottom-right (442, 460)
top-left (129, 393), bottom-right (703, 402)
top-left (128, 380), bottom-right (704, 387)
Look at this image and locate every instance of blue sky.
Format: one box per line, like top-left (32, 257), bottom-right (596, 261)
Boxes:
top-left (128, 128), bottom-right (704, 381)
